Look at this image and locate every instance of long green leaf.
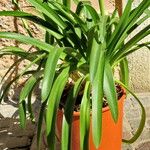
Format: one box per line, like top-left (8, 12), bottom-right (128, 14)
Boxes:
top-left (51, 1), bottom-right (87, 32)
top-left (103, 61), bottom-right (118, 122)
top-left (19, 53), bottom-right (46, 78)
top-left (108, 0), bottom-right (150, 57)
top-left (19, 76), bottom-right (37, 103)
top-left (46, 67), bottom-right (69, 150)
top-left (0, 46), bottom-right (30, 57)
top-left (19, 101), bottom-right (26, 128)
top-left (0, 46), bottom-right (40, 63)
top-left (107, 0), bottom-right (132, 52)
top-left (27, 0), bottom-right (67, 29)
top-left (80, 81), bottom-right (90, 150)
top-left (61, 77), bottom-right (84, 150)
top-left (0, 70), bottom-right (36, 103)
top-left (49, 2), bottom-right (75, 24)
top-left (119, 58), bottom-right (129, 87)
top-left (90, 28), bottom-right (105, 148)
top-left (127, 11), bottom-right (150, 35)
top-left (0, 58), bottom-right (22, 83)
top-left (120, 42), bottom-right (150, 60)
top-left (121, 25), bottom-right (150, 52)
top-left (109, 14), bottom-right (150, 59)
top-left (41, 47), bottom-right (63, 102)
top-left (98, 0), bottom-right (105, 16)
top-left (127, 0), bottom-right (150, 31)
top-left (37, 102), bottom-right (47, 150)
top-left (82, 3), bottom-right (100, 24)
top-left (0, 32), bottom-right (53, 52)
top-left (0, 11), bottom-right (63, 39)
top-left (111, 25), bottom-right (150, 63)
top-left (116, 80), bottom-right (146, 144)
top-left (19, 75), bottom-right (37, 128)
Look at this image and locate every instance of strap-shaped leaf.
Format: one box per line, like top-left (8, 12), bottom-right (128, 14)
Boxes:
top-left (89, 33), bottom-right (100, 82)
top-left (51, 1), bottom-right (87, 32)
top-left (80, 3), bottom-right (100, 24)
top-left (61, 77), bottom-right (84, 150)
top-left (127, 0), bottom-right (150, 30)
top-left (0, 58), bottom-right (22, 83)
top-left (37, 102), bottom-right (47, 150)
top-left (21, 53), bottom-right (46, 77)
top-left (9, 0), bottom-right (34, 37)
top-left (111, 25), bottom-right (150, 63)
top-left (90, 36), bottom-right (105, 147)
top-left (98, 0), bottom-right (105, 16)
top-left (19, 101), bottom-right (26, 128)
top-left (0, 46), bottom-right (30, 58)
top-left (0, 32), bottom-right (53, 52)
top-left (109, 15), bottom-right (149, 59)
top-left (49, 2), bottom-right (75, 24)
top-left (116, 80), bottom-right (146, 144)
top-left (108, 0), bottom-right (150, 57)
top-left (80, 81), bottom-right (90, 150)
top-left (19, 77), bottom-right (37, 103)
top-left (41, 47), bottom-right (63, 102)
top-left (121, 25), bottom-right (150, 52)
top-left (0, 46), bottom-right (40, 63)
top-left (128, 11), bottom-right (150, 35)
top-left (103, 61), bottom-right (118, 122)
top-left (0, 70), bottom-right (36, 103)
top-left (0, 11), bottom-right (63, 39)
top-left (119, 42), bottom-right (150, 60)
top-left (27, 0), bottom-right (67, 29)
top-left (19, 75), bottom-right (41, 128)
top-left (107, 0), bottom-right (132, 53)
top-left (119, 58), bottom-right (129, 87)
top-left (46, 67), bottom-right (69, 150)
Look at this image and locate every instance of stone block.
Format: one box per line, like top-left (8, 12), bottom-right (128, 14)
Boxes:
top-left (6, 136), bottom-right (31, 148)
top-left (122, 143), bottom-right (133, 150)
top-left (135, 141), bottom-right (150, 150)
top-left (8, 120), bottom-right (36, 138)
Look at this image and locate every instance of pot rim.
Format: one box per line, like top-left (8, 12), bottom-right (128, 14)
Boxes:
top-left (59, 88), bottom-right (126, 116)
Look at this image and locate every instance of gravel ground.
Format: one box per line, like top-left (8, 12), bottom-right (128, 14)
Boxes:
top-left (0, 93), bottom-right (150, 150)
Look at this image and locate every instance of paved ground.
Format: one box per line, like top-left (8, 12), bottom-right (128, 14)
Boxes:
top-left (0, 93), bottom-right (150, 150)
top-left (122, 93), bottom-right (150, 150)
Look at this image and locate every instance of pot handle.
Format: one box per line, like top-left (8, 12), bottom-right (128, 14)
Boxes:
top-left (116, 80), bottom-right (146, 144)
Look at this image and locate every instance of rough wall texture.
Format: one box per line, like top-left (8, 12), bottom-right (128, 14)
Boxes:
top-left (127, 0), bottom-right (150, 92)
top-left (0, 0), bottom-right (149, 95)
top-left (0, 0), bottom-right (44, 101)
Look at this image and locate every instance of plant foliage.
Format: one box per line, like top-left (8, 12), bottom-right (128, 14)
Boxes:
top-left (0, 0), bottom-right (150, 149)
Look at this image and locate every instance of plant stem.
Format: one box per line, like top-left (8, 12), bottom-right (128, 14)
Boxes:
top-left (98, 0), bottom-right (105, 16)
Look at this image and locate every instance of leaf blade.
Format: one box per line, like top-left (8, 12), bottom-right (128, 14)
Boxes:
top-left (41, 47), bottom-right (63, 102)
top-left (80, 81), bottom-right (90, 150)
top-left (46, 67), bottom-right (69, 150)
top-left (104, 61), bottom-right (118, 122)
top-left (61, 77), bottom-right (85, 150)
top-left (0, 32), bottom-right (53, 52)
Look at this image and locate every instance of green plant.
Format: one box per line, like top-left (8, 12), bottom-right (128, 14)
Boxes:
top-left (0, 0), bottom-right (149, 149)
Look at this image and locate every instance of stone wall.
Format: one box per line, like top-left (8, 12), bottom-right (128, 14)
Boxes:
top-left (0, 0), bottom-right (150, 94)
top-left (0, 0), bottom-right (44, 101)
top-left (127, 0), bottom-right (150, 92)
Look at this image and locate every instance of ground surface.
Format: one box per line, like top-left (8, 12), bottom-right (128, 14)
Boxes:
top-left (0, 93), bottom-right (150, 150)
top-left (122, 93), bottom-right (150, 150)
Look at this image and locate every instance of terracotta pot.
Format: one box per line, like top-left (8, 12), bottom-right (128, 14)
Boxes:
top-left (56, 90), bottom-right (126, 150)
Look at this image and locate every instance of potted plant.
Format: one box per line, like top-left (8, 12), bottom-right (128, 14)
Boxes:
top-left (0, 0), bottom-right (149, 149)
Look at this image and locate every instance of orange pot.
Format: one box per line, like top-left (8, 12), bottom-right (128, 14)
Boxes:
top-left (56, 91), bottom-right (126, 150)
